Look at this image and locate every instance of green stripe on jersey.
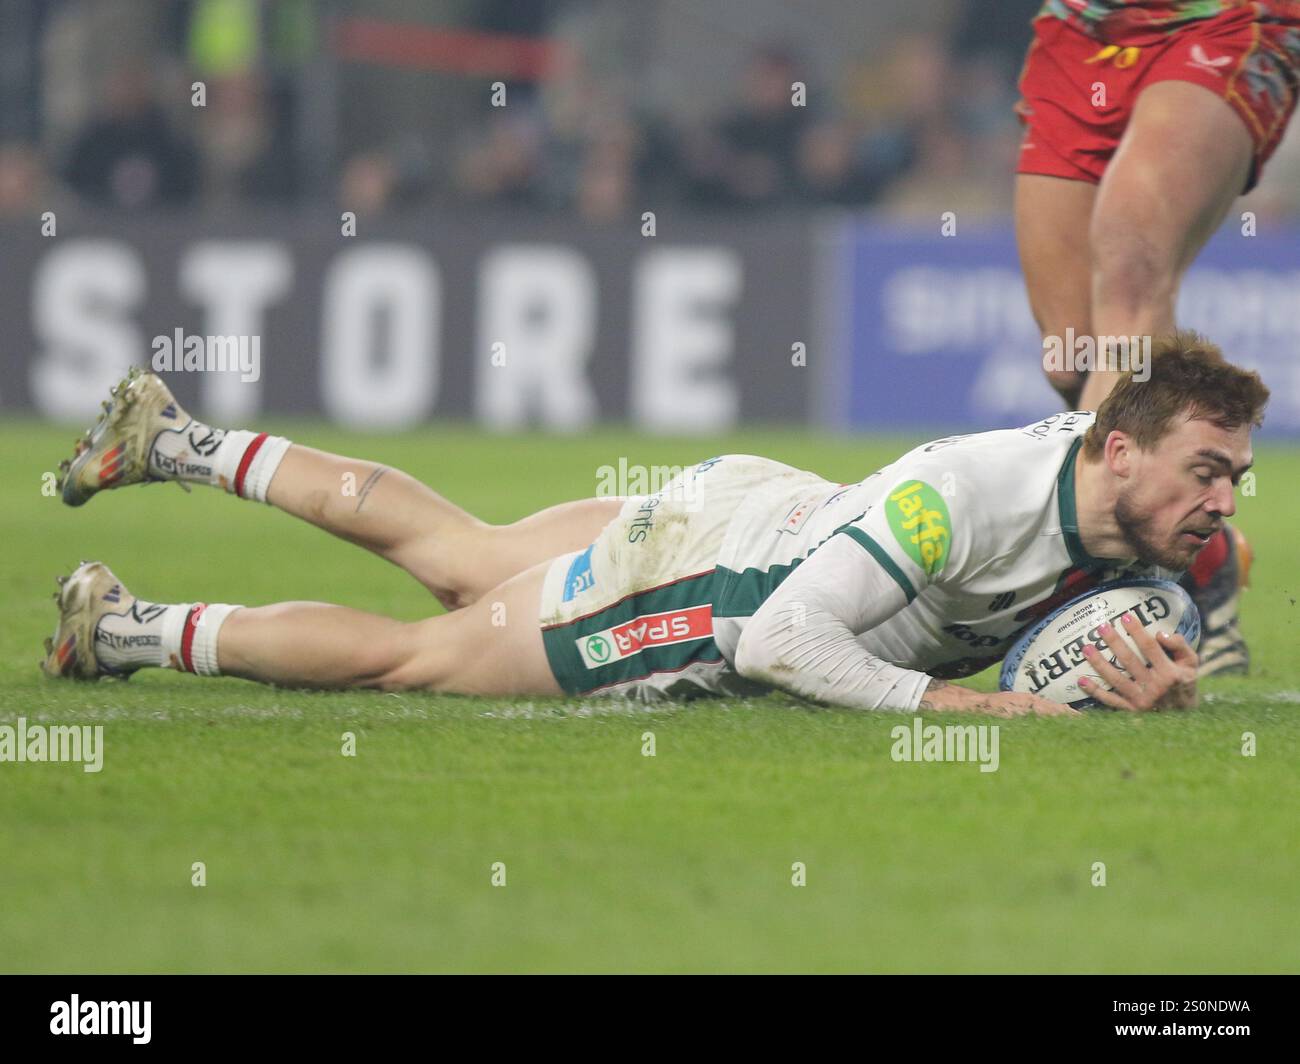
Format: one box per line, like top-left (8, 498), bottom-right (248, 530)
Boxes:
top-left (713, 524), bottom-right (917, 620)
top-left (542, 569), bottom-right (721, 695)
top-left (713, 558), bottom-right (804, 618)
top-left (838, 526), bottom-right (918, 603)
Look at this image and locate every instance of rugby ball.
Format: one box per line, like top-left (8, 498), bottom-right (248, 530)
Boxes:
top-left (999, 579), bottom-right (1200, 709)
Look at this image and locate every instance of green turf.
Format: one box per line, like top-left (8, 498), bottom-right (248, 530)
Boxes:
top-left (1, 420), bottom-right (1297, 973)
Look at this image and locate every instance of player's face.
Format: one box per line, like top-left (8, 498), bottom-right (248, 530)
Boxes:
top-left (1114, 416), bottom-right (1252, 570)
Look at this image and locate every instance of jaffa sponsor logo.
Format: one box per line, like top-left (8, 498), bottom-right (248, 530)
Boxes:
top-left (886, 480), bottom-right (950, 577)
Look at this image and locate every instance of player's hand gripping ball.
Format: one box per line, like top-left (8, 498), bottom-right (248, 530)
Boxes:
top-left (1000, 579), bottom-right (1200, 710)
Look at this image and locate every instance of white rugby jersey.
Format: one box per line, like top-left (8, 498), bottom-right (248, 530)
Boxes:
top-left (713, 411), bottom-right (1169, 709)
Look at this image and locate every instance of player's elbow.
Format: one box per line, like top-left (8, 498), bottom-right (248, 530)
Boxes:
top-left (733, 619), bottom-right (782, 684)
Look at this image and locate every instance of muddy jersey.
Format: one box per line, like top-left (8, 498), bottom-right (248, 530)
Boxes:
top-left (711, 411), bottom-right (1170, 685)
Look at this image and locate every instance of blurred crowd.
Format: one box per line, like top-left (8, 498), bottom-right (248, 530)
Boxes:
top-left (442, 31), bottom-right (1026, 221)
top-left (0, 0), bottom-right (310, 215)
top-left (2, 0), bottom-right (1299, 223)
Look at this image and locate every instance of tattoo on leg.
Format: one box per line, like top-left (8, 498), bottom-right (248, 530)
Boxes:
top-left (355, 466), bottom-right (389, 514)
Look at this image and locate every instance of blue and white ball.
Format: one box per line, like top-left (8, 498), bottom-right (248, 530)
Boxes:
top-left (999, 579), bottom-right (1201, 709)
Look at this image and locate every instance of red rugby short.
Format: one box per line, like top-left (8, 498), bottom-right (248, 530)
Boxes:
top-left (1015, 3), bottom-right (1300, 192)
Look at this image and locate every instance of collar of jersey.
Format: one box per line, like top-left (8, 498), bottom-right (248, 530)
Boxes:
top-left (1056, 435), bottom-right (1110, 570)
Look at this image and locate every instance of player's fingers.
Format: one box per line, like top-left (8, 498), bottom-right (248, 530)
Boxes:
top-left (1085, 639), bottom-right (1161, 710)
top-left (1121, 613), bottom-right (1179, 681)
top-left (1078, 675), bottom-right (1141, 712)
top-left (1120, 611), bottom-right (1162, 660)
top-left (1098, 619), bottom-right (1149, 682)
top-left (1082, 636), bottom-right (1141, 698)
top-left (1157, 630), bottom-right (1198, 667)
top-left (1029, 696), bottom-right (1082, 717)
top-left (1097, 620), bottom-right (1167, 706)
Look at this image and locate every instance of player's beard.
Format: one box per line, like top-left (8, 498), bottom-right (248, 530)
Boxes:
top-left (1114, 491), bottom-right (1196, 570)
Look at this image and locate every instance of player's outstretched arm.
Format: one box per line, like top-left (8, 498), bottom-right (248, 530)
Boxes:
top-left (916, 679), bottom-right (1079, 718)
top-left (732, 535), bottom-right (1077, 718)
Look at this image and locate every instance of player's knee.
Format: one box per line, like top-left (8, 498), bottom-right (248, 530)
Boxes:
top-left (372, 667), bottom-right (424, 692)
top-left (386, 538), bottom-right (479, 611)
top-left (388, 513), bottom-right (493, 610)
top-left (734, 624), bottom-right (780, 686)
top-left (370, 618), bottom-right (450, 692)
top-left (1089, 220), bottom-right (1175, 308)
top-left (425, 523), bottom-right (519, 609)
top-left (1094, 253), bottom-right (1173, 309)
top-left (373, 656), bottom-right (437, 692)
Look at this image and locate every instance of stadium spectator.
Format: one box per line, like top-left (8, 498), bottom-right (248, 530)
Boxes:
top-left (572, 113), bottom-right (639, 222)
top-left (0, 141), bottom-right (44, 217)
top-left (338, 140), bottom-right (435, 213)
top-left (843, 33), bottom-right (949, 205)
top-left (185, 0), bottom-right (310, 202)
top-left (681, 44), bottom-right (809, 208)
top-left (452, 109), bottom-right (545, 208)
top-left (339, 150), bottom-right (398, 214)
top-left (6, 0), bottom-right (1285, 224)
top-left (63, 66), bottom-right (198, 209)
top-left (793, 116), bottom-right (881, 207)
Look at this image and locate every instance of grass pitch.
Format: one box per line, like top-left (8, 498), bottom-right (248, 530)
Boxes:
top-left (1, 421), bottom-right (1297, 973)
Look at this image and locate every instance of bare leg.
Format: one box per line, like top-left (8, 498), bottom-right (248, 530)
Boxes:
top-left (216, 560), bottom-right (562, 695)
top-left (1083, 80), bottom-right (1252, 407)
top-left (1014, 174), bottom-right (1097, 407)
top-left (265, 445), bottom-right (622, 609)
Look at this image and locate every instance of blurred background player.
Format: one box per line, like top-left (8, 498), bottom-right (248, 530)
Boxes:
top-left (1012, 0), bottom-right (1300, 674)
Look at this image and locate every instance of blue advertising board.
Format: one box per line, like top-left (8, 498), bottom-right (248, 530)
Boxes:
top-left (834, 222), bottom-right (1300, 436)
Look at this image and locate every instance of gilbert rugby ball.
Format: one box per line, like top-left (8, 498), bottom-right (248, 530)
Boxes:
top-left (999, 579), bottom-right (1200, 709)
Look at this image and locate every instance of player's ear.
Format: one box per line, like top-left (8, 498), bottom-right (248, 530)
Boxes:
top-left (1103, 429), bottom-right (1134, 477)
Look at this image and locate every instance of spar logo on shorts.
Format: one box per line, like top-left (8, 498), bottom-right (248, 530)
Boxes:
top-left (577, 604), bottom-right (713, 669)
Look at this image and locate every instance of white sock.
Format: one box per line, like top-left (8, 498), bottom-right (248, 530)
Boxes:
top-left (96, 601), bottom-right (241, 676)
top-left (95, 601), bottom-right (174, 673)
top-left (149, 419), bottom-right (291, 502)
